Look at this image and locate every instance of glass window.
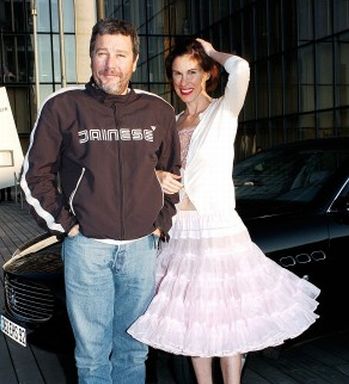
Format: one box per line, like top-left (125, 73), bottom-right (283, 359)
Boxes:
top-left (269, 0), bottom-right (282, 55)
top-left (10, 0), bottom-right (30, 33)
top-left (104, 0), bottom-right (123, 20)
top-left (336, 31), bottom-right (349, 107)
top-left (148, 52), bottom-right (166, 83)
top-left (235, 121), bottom-right (258, 160)
top-left (286, 115), bottom-right (300, 143)
top-left (131, 82), bottom-right (146, 90)
top-left (53, 35), bottom-right (61, 83)
top-left (230, 14), bottom-right (242, 54)
top-left (219, 0), bottom-right (233, 18)
top-left (65, 35), bottom-right (76, 83)
top-left (39, 84), bottom-right (55, 105)
top-left (124, 1), bottom-right (146, 33)
top-left (269, 55), bottom-right (283, 116)
top-left (284, 51), bottom-right (298, 114)
top-left (235, 123), bottom-right (246, 162)
top-left (256, 60), bottom-right (268, 118)
top-left (2, 36), bottom-right (17, 83)
top-left (318, 110), bottom-right (335, 137)
top-left (299, 45), bottom-right (315, 112)
top-left (210, 0), bottom-right (230, 23)
top-left (40, 0), bottom-right (75, 33)
top-left (148, 35), bottom-right (164, 59)
top-left (316, 40), bottom-right (333, 110)
top-left (133, 60), bottom-right (147, 84)
top-left (283, 0), bottom-right (297, 49)
top-left (38, 34), bottom-right (53, 83)
top-left (337, 108), bottom-right (349, 136)
top-left (255, 122), bottom-right (270, 150)
top-left (37, 0), bottom-right (51, 32)
top-left (51, 0), bottom-right (59, 33)
top-left (188, 1), bottom-right (199, 34)
top-left (17, 35), bottom-right (31, 83)
top-left (234, 145), bottom-right (348, 203)
top-left (1, 2), bottom-right (9, 31)
top-left (220, 19), bottom-right (233, 53)
top-left (199, 0), bottom-right (210, 30)
top-left (149, 83), bottom-right (170, 101)
top-left (298, 0), bottom-right (313, 44)
top-left (334, 0), bottom-right (349, 33)
top-left (242, 6), bottom-right (254, 61)
top-left (299, 113), bottom-right (316, 139)
top-left (244, 64), bottom-right (255, 120)
top-left (314, 0), bottom-right (332, 38)
top-left (231, 0), bottom-right (242, 12)
top-left (6, 87), bottom-right (32, 134)
top-left (173, 2), bottom-right (189, 35)
top-left (171, 95), bottom-right (185, 116)
top-left (133, 36), bottom-right (148, 84)
top-left (209, 24), bottom-right (222, 50)
top-left (270, 118), bottom-right (285, 146)
top-left (2, 35), bottom-right (33, 83)
top-left (255, 0), bottom-right (268, 59)
top-left (64, 0), bottom-right (75, 33)
top-left (211, 0), bottom-right (220, 23)
top-left (52, 34), bottom-right (76, 84)
top-left (147, 0), bottom-right (166, 34)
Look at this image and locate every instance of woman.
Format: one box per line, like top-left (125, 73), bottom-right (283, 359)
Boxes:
top-left (128, 38), bottom-right (320, 384)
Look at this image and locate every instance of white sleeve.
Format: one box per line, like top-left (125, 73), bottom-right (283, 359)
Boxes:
top-left (222, 56), bottom-right (250, 117)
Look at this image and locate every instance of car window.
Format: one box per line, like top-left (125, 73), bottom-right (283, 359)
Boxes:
top-left (234, 149), bottom-right (349, 203)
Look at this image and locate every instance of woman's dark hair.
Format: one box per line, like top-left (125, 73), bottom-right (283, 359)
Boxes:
top-left (89, 18), bottom-right (139, 59)
top-left (165, 38), bottom-right (221, 94)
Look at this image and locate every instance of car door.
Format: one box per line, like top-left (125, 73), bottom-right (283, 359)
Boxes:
top-left (325, 178), bottom-right (349, 331)
top-left (245, 208), bottom-right (330, 336)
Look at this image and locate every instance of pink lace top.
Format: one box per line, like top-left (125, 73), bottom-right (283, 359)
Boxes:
top-left (177, 126), bottom-right (197, 210)
top-left (178, 126), bottom-right (195, 169)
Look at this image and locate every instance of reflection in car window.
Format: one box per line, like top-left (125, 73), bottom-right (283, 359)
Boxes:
top-left (234, 149), bottom-right (349, 203)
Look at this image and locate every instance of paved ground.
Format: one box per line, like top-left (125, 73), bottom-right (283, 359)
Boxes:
top-left (1, 200), bottom-right (349, 383)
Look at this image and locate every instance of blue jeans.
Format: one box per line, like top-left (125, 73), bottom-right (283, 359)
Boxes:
top-left (62, 233), bottom-right (158, 384)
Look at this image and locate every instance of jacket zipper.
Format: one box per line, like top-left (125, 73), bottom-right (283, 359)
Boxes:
top-left (113, 104), bottom-right (125, 239)
top-left (69, 167), bottom-right (86, 215)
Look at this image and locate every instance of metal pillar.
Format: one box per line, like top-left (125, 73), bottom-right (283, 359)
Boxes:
top-left (58, 0), bottom-right (67, 87)
top-left (31, 0), bottom-right (40, 110)
top-left (97, 0), bottom-right (105, 20)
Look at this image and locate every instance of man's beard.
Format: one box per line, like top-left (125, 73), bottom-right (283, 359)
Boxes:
top-left (97, 78), bottom-right (129, 95)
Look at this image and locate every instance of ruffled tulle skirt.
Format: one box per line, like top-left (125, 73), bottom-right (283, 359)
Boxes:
top-left (128, 210), bottom-right (320, 357)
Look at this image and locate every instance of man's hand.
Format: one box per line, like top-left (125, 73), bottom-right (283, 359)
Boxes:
top-left (152, 228), bottom-right (162, 237)
top-left (68, 224), bottom-right (80, 237)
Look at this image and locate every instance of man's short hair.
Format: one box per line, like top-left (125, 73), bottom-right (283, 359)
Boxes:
top-left (89, 18), bottom-right (140, 59)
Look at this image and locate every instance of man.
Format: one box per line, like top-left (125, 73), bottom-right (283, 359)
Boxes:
top-left (21, 18), bottom-right (180, 384)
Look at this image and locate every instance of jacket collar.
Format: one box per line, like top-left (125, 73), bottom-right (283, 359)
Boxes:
top-left (85, 77), bottom-right (138, 106)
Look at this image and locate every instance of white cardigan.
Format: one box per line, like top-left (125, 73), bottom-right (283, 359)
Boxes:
top-left (181, 55), bottom-right (250, 214)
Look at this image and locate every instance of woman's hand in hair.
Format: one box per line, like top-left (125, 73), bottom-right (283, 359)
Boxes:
top-left (196, 38), bottom-right (215, 57)
top-left (196, 38), bottom-right (233, 66)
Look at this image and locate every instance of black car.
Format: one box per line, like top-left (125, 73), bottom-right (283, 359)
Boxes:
top-left (234, 138), bottom-right (349, 335)
top-left (2, 137), bottom-right (349, 356)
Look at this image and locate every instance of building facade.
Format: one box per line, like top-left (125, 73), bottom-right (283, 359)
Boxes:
top-left (1, 0), bottom-right (348, 158)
